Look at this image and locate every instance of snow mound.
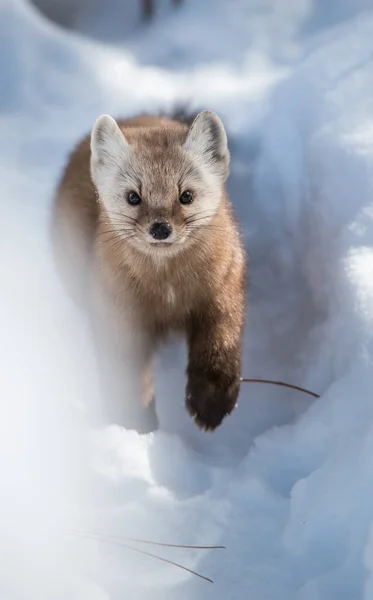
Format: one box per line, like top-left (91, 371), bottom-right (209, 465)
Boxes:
top-left (2, 0), bottom-right (373, 598)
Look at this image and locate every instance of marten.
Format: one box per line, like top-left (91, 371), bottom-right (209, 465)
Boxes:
top-left (51, 109), bottom-right (247, 433)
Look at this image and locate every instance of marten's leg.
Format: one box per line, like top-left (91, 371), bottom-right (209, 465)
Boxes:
top-left (96, 327), bottom-right (158, 433)
top-left (185, 302), bottom-right (244, 431)
top-left (91, 290), bottom-right (158, 434)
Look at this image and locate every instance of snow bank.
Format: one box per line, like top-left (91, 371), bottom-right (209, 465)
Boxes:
top-left (2, 0), bottom-right (373, 598)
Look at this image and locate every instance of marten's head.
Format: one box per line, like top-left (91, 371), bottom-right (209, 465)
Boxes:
top-left (90, 111), bottom-right (230, 257)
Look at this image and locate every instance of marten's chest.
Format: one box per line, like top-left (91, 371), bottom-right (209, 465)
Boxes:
top-left (132, 259), bottom-right (213, 330)
top-left (97, 247), bottom-right (215, 331)
top-left (137, 272), bottom-right (199, 329)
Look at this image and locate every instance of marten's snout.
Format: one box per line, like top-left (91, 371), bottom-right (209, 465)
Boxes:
top-left (149, 222), bottom-right (173, 241)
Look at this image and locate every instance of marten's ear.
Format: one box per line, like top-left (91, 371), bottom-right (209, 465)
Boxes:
top-left (183, 111), bottom-right (230, 180)
top-left (90, 115), bottom-right (130, 189)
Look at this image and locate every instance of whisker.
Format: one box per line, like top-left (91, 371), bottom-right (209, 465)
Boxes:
top-left (106, 209), bottom-right (140, 224)
top-left (99, 234), bottom-right (136, 249)
top-left (99, 233), bottom-right (132, 243)
top-left (99, 226), bottom-right (134, 232)
top-left (185, 219), bottom-right (209, 227)
top-left (99, 229), bottom-right (134, 236)
top-left (99, 216), bottom-right (140, 228)
top-left (241, 378), bottom-right (320, 398)
top-left (69, 531), bottom-right (214, 584)
top-left (71, 529), bottom-right (225, 550)
top-left (184, 211), bottom-right (214, 224)
top-left (186, 224), bottom-right (226, 232)
top-left (186, 233), bottom-right (206, 245)
top-left (101, 219), bottom-right (139, 227)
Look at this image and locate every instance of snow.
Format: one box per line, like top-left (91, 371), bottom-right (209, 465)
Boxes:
top-left (2, 0), bottom-right (373, 597)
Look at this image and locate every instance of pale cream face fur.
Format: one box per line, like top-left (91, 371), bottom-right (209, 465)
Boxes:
top-left (90, 111), bottom-right (230, 257)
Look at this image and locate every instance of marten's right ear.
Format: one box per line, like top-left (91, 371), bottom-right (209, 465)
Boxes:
top-left (90, 115), bottom-right (130, 190)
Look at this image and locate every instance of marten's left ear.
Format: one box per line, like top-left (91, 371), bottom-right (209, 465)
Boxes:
top-left (183, 111), bottom-right (230, 180)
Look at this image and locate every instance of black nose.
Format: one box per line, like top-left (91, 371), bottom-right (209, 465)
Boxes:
top-left (149, 222), bottom-right (173, 240)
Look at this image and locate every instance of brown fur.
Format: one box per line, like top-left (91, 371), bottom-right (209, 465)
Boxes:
top-left (51, 112), bottom-right (247, 433)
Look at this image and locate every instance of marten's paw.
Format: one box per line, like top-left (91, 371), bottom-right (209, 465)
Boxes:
top-left (186, 372), bottom-right (240, 431)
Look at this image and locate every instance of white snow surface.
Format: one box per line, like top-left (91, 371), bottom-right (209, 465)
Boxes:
top-left (2, 0), bottom-right (373, 598)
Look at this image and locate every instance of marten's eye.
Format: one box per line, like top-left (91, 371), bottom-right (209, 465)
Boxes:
top-left (180, 190), bottom-right (193, 205)
top-left (127, 191), bottom-right (142, 206)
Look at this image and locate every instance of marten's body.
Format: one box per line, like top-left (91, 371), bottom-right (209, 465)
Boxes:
top-left (51, 111), bottom-right (247, 433)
